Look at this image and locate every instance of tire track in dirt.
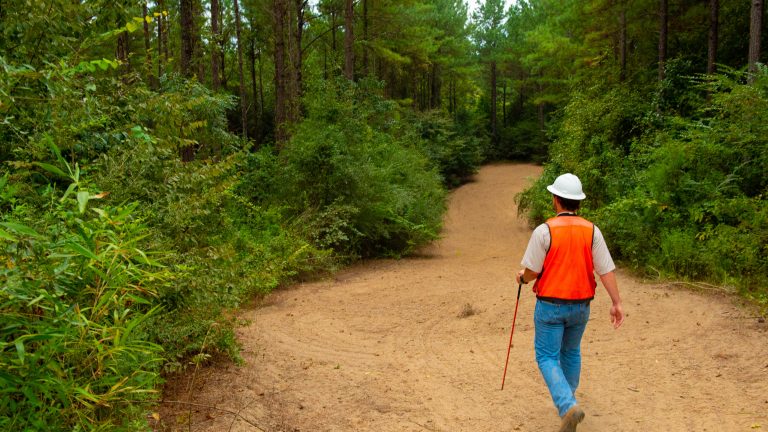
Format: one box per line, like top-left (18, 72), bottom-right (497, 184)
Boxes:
top-left (160, 164), bottom-right (768, 432)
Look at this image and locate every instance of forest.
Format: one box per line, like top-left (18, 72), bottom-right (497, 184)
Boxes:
top-left (0, 0), bottom-right (766, 429)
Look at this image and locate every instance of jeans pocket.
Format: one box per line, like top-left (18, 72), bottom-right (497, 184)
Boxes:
top-left (579, 305), bottom-right (590, 324)
top-left (535, 301), bottom-right (558, 324)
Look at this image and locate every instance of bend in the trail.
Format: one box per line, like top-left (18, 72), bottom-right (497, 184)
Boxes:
top-left (159, 164), bottom-right (768, 432)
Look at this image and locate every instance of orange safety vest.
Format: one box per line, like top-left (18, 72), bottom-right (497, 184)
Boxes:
top-left (533, 215), bottom-right (596, 302)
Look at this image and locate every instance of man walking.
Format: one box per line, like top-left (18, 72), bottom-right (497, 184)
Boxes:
top-left (516, 173), bottom-right (624, 432)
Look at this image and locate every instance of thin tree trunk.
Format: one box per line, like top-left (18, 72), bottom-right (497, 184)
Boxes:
top-left (162, 5), bottom-right (169, 64)
top-left (324, 45), bottom-right (328, 79)
top-left (195, 1), bottom-right (205, 80)
top-left (362, 0), bottom-right (369, 75)
top-left (430, 63), bottom-right (440, 109)
top-left (180, 0), bottom-right (195, 77)
top-left (234, 0), bottom-right (247, 138)
top-left (490, 61), bottom-right (497, 144)
top-left (291, 0), bottom-right (306, 114)
top-left (117, 32), bottom-right (130, 74)
top-left (157, 5), bottom-right (164, 78)
top-left (659, 0), bottom-right (668, 81)
top-left (502, 81), bottom-right (506, 127)
top-left (537, 82), bottom-right (545, 145)
top-left (748, 0), bottom-right (763, 81)
top-left (274, 0), bottom-right (289, 144)
top-left (518, 70), bottom-right (525, 113)
top-left (250, 38), bottom-right (259, 140)
top-left (211, 0), bottom-right (221, 90)
top-left (707, 0), bottom-right (719, 75)
top-left (331, 10), bottom-right (337, 52)
top-left (453, 78), bottom-right (457, 116)
top-left (142, 3), bottom-right (154, 87)
top-left (619, 5), bottom-right (627, 81)
top-left (219, 6), bottom-right (226, 85)
top-left (344, 0), bottom-right (354, 80)
top-left (258, 49), bottom-right (265, 122)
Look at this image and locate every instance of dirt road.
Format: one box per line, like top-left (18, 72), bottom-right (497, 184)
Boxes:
top-left (161, 164), bottom-right (768, 431)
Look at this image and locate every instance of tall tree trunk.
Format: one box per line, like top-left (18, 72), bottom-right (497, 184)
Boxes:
top-left (157, 15), bottom-right (163, 77)
top-left (162, 5), bottom-right (169, 64)
top-left (324, 45), bottom-right (328, 79)
top-left (749, 0), bottom-right (763, 81)
top-left (180, 0), bottom-right (195, 77)
top-left (258, 49), bottom-right (265, 122)
top-left (490, 61), bottom-right (497, 144)
top-left (142, 3), bottom-right (154, 87)
top-left (362, 0), bottom-right (369, 75)
top-left (291, 0), bottom-right (306, 119)
top-left (234, 0), bottom-right (247, 138)
top-left (502, 81), bottom-right (506, 127)
top-left (250, 38), bottom-right (259, 141)
top-left (452, 77), bottom-right (459, 113)
top-left (274, 0), bottom-right (290, 144)
top-left (219, 6), bottom-right (226, 85)
top-left (619, 5), bottom-right (627, 81)
top-left (157, 6), bottom-right (164, 78)
top-left (537, 82), bottom-right (545, 145)
top-left (518, 70), bottom-right (524, 112)
top-left (707, 0), bottom-right (719, 75)
top-left (116, 32), bottom-right (130, 74)
top-left (658, 0), bottom-right (668, 81)
top-left (211, 0), bottom-right (221, 90)
top-left (195, 1), bottom-right (205, 80)
top-left (331, 10), bottom-right (337, 52)
top-left (344, 0), bottom-right (354, 80)
top-left (430, 63), bottom-right (440, 109)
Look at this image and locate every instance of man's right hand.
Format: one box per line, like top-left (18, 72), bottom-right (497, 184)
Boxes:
top-left (610, 302), bottom-right (624, 329)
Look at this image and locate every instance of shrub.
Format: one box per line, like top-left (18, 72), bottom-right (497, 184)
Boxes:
top-left (518, 71), bottom-right (768, 302)
top-left (0, 179), bottom-right (167, 430)
top-left (236, 79), bottom-right (448, 258)
top-left (409, 110), bottom-right (485, 187)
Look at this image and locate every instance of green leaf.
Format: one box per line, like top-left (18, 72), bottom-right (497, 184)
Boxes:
top-left (126, 22), bottom-right (137, 33)
top-left (65, 241), bottom-right (98, 260)
top-left (0, 222), bottom-right (41, 238)
top-left (0, 228), bottom-right (17, 242)
top-left (14, 340), bottom-right (24, 364)
top-left (77, 191), bottom-right (89, 213)
top-left (60, 182), bottom-right (77, 202)
top-left (32, 162), bottom-right (68, 178)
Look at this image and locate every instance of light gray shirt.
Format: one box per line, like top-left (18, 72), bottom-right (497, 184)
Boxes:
top-left (521, 215), bottom-right (616, 276)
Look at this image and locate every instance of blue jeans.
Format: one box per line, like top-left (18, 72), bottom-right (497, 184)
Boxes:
top-left (534, 300), bottom-right (590, 417)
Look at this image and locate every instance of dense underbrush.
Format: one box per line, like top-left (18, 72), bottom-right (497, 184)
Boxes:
top-left (517, 70), bottom-right (768, 307)
top-left (0, 61), bottom-right (483, 429)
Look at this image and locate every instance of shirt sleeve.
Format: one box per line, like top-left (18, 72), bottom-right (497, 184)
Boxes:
top-left (592, 225), bottom-right (616, 275)
top-left (521, 224), bottom-right (550, 273)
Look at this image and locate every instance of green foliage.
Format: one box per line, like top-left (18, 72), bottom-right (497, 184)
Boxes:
top-left (409, 110), bottom-right (485, 187)
top-left (0, 178), bottom-right (166, 430)
top-left (244, 79), bottom-right (447, 258)
top-left (518, 71), bottom-right (768, 303)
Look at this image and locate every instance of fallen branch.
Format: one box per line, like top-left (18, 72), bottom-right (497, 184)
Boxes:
top-left (662, 280), bottom-right (736, 294)
top-left (161, 400), bottom-right (267, 431)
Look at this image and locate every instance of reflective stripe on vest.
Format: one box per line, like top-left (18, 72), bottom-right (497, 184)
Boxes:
top-left (533, 215), bottom-right (597, 301)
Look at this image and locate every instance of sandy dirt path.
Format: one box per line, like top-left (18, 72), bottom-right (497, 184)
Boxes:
top-left (160, 164), bottom-right (768, 432)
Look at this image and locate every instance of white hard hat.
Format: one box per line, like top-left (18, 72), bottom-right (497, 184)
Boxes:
top-left (546, 173), bottom-right (586, 200)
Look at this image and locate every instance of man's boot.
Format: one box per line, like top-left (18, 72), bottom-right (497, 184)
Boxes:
top-left (558, 405), bottom-right (585, 432)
